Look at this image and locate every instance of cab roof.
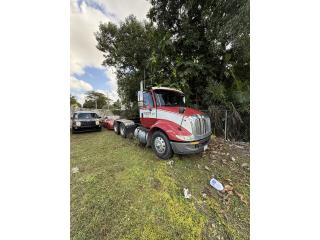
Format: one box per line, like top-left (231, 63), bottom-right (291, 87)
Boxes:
top-left (151, 87), bottom-right (184, 95)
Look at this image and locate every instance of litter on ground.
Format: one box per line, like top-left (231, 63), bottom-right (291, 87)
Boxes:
top-left (167, 160), bottom-right (174, 166)
top-left (204, 166), bottom-right (210, 171)
top-left (72, 167), bottom-right (79, 174)
top-left (183, 188), bottom-right (192, 199)
top-left (210, 178), bottom-right (224, 191)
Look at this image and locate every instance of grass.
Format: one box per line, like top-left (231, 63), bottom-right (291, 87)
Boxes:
top-left (71, 128), bottom-right (250, 240)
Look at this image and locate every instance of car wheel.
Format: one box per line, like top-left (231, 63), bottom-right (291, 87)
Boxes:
top-left (114, 122), bottom-right (120, 135)
top-left (120, 123), bottom-right (127, 138)
top-left (151, 131), bottom-right (173, 159)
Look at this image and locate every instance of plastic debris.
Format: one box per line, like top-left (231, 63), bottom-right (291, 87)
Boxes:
top-left (241, 163), bottom-right (249, 168)
top-left (204, 166), bottom-right (210, 171)
top-left (231, 157), bottom-right (236, 161)
top-left (167, 160), bottom-right (174, 166)
top-left (210, 178), bottom-right (224, 191)
top-left (71, 167), bottom-right (79, 174)
top-left (183, 188), bottom-right (191, 199)
top-left (224, 184), bottom-right (233, 192)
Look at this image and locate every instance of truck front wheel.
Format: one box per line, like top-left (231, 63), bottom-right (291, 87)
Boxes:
top-left (151, 131), bottom-right (173, 159)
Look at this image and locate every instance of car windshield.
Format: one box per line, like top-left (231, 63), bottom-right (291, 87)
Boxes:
top-left (77, 113), bottom-right (97, 119)
top-left (154, 90), bottom-right (185, 107)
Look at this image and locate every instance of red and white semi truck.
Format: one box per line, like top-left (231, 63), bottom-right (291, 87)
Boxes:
top-left (113, 81), bottom-right (212, 159)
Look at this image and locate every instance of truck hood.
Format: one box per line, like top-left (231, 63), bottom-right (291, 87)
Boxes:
top-left (157, 106), bottom-right (203, 116)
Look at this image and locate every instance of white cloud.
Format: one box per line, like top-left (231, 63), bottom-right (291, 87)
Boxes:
top-left (70, 76), bottom-right (93, 91)
top-left (70, 0), bottom-right (110, 75)
top-left (71, 0), bottom-right (151, 102)
top-left (70, 76), bottom-right (92, 105)
top-left (95, 0), bottom-right (151, 21)
top-left (73, 92), bottom-right (87, 105)
top-left (104, 67), bottom-right (119, 102)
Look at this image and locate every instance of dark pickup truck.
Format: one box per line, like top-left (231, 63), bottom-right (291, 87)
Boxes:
top-left (71, 111), bottom-right (102, 133)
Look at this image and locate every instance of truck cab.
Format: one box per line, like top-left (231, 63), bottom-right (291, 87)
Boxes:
top-left (114, 85), bottom-right (212, 159)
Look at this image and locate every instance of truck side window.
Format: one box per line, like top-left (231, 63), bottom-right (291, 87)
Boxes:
top-left (143, 92), bottom-right (154, 107)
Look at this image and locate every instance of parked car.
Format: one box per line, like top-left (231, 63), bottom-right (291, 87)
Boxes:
top-left (71, 111), bottom-right (102, 133)
top-left (102, 115), bottom-right (120, 130)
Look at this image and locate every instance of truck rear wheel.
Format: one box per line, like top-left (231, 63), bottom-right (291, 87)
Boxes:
top-left (114, 122), bottom-right (120, 135)
top-left (120, 123), bottom-right (127, 138)
top-left (151, 131), bottom-right (173, 159)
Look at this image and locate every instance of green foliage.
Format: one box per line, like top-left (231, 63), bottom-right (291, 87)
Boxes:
top-left (83, 91), bottom-right (111, 109)
top-left (95, 16), bottom-right (156, 111)
top-left (71, 129), bottom-right (250, 239)
top-left (95, 0), bottom-right (249, 113)
top-left (112, 99), bottom-right (121, 110)
top-left (203, 81), bottom-right (227, 106)
top-left (70, 95), bottom-right (81, 107)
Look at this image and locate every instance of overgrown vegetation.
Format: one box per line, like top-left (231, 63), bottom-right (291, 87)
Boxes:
top-left (95, 0), bottom-right (249, 140)
top-left (71, 129), bottom-right (250, 239)
top-left (94, 0), bottom-right (250, 109)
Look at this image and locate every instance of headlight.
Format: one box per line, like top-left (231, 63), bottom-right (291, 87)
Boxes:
top-left (95, 120), bottom-right (100, 125)
top-left (176, 135), bottom-right (194, 141)
top-left (75, 121), bottom-right (81, 127)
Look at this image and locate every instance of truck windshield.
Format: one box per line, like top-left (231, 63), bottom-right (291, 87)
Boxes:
top-left (154, 90), bottom-right (185, 107)
top-left (77, 113), bottom-right (97, 119)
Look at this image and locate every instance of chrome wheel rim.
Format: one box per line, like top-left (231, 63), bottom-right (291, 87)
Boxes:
top-left (154, 137), bottom-right (166, 154)
top-left (120, 125), bottom-right (124, 135)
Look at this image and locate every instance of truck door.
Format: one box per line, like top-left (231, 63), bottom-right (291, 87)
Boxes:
top-left (140, 91), bottom-right (157, 128)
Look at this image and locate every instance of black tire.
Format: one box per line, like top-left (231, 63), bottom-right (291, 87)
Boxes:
top-left (151, 131), bottom-right (173, 159)
top-left (114, 122), bottom-right (120, 135)
top-left (71, 128), bottom-right (76, 134)
top-left (120, 123), bottom-right (127, 138)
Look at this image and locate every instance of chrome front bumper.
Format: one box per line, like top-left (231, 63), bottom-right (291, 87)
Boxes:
top-left (170, 135), bottom-right (211, 155)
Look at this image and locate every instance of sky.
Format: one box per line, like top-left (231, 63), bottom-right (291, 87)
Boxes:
top-left (70, 0), bottom-right (151, 105)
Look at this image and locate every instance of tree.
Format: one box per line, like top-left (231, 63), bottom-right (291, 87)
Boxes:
top-left (95, 0), bottom-right (249, 111)
top-left (148, 0), bottom-right (249, 110)
top-left (83, 91), bottom-right (111, 109)
top-left (70, 95), bottom-right (81, 107)
top-left (95, 15), bottom-right (157, 113)
top-left (112, 99), bottom-right (121, 110)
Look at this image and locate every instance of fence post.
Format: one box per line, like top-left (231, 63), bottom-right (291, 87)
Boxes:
top-left (224, 110), bottom-right (227, 141)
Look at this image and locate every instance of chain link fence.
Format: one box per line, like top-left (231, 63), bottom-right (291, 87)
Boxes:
top-left (203, 106), bottom-right (250, 142)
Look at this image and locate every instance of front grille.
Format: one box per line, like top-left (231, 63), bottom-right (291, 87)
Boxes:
top-left (81, 121), bottom-right (96, 127)
top-left (191, 115), bottom-right (211, 136)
